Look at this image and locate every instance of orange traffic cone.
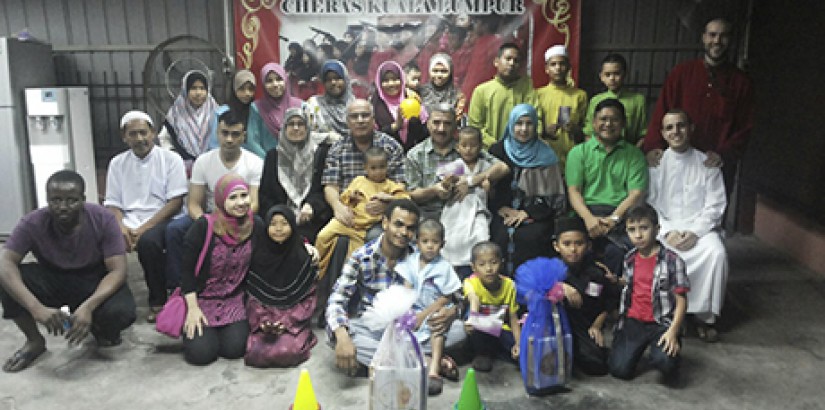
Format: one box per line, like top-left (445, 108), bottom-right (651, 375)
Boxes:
top-left (454, 368), bottom-right (485, 410)
top-left (289, 368), bottom-right (321, 410)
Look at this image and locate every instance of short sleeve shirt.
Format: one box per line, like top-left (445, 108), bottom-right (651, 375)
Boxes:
top-left (565, 137), bottom-right (648, 207)
top-left (463, 275), bottom-right (518, 331)
top-left (4, 204), bottom-right (126, 272)
top-left (321, 131), bottom-right (405, 189)
top-left (104, 147), bottom-right (188, 229)
top-left (190, 148), bottom-right (263, 213)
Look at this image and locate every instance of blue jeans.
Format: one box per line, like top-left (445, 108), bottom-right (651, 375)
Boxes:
top-left (608, 317), bottom-right (680, 380)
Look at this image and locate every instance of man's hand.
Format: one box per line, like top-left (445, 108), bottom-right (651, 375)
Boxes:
top-left (704, 151), bottom-right (723, 168)
top-left (119, 226), bottom-right (135, 253)
top-left (365, 197), bottom-right (388, 216)
top-left (658, 328), bottom-right (681, 357)
top-left (453, 178), bottom-right (470, 202)
top-left (334, 328), bottom-right (358, 372)
top-left (562, 283), bottom-right (582, 308)
top-left (66, 303), bottom-right (93, 345)
top-left (31, 305), bottom-right (68, 336)
top-left (333, 203), bottom-right (355, 227)
top-left (646, 149), bottom-right (664, 167)
top-left (499, 207), bottom-right (529, 227)
top-left (427, 306), bottom-right (457, 335)
top-left (666, 231), bottom-right (699, 252)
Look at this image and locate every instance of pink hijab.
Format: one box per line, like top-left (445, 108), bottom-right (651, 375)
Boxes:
top-left (374, 61), bottom-right (428, 144)
top-left (255, 63), bottom-right (302, 139)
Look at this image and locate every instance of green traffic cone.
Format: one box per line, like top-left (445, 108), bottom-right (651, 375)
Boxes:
top-left (454, 368), bottom-right (486, 410)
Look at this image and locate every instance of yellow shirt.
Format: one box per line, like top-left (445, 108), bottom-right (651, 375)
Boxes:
top-left (340, 176), bottom-right (408, 229)
top-left (536, 83), bottom-right (588, 167)
top-left (463, 275), bottom-right (519, 331)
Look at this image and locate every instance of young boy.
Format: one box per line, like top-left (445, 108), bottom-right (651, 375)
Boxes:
top-left (396, 219), bottom-right (463, 396)
top-left (463, 241), bottom-right (521, 372)
top-left (439, 126), bottom-right (493, 279)
top-left (404, 62), bottom-right (423, 97)
top-left (315, 147), bottom-right (409, 279)
top-left (608, 204), bottom-right (689, 383)
top-left (536, 45), bottom-right (588, 166)
top-left (554, 216), bottom-right (617, 376)
top-left (583, 53), bottom-right (648, 146)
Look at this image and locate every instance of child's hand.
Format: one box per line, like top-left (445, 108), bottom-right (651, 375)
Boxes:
top-left (657, 329), bottom-right (681, 357)
top-left (480, 177), bottom-right (491, 193)
top-left (511, 344), bottom-right (520, 359)
top-left (562, 283), bottom-right (582, 308)
top-left (588, 326), bottom-right (604, 347)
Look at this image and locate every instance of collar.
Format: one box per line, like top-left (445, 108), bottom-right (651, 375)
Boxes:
top-left (587, 136), bottom-right (628, 153)
top-left (423, 137), bottom-right (457, 156)
top-left (128, 146), bottom-right (156, 162)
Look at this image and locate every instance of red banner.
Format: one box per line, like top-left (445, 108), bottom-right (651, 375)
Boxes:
top-left (233, 0), bottom-right (580, 100)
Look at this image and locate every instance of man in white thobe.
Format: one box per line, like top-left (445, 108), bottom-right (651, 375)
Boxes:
top-left (647, 109), bottom-right (728, 342)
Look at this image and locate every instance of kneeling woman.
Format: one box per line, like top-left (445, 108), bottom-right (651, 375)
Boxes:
top-left (245, 205), bottom-right (318, 367)
top-left (182, 174), bottom-right (260, 365)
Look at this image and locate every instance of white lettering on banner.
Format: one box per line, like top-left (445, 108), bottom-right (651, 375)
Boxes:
top-left (280, 0), bottom-right (524, 15)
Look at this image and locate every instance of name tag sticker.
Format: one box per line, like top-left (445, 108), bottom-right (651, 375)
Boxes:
top-left (586, 282), bottom-right (603, 297)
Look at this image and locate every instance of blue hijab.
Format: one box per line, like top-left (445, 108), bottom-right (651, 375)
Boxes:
top-left (502, 104), bottom-right (559, 168)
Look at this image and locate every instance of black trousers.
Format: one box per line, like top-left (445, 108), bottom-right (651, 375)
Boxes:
top-left (183, 320), bottom-right (249, 365)
top-left (136, 220), bottom-right (172, 306)
top-left (567, 313), bottom-right (609, 376)
top-left (0, 263), bottom-right (136, 341)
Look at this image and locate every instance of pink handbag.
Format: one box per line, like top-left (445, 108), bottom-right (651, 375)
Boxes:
top-left (155, 216), bottom-right (214, 338)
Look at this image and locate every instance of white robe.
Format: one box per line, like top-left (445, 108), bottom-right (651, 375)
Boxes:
top-left (439, 158), bottom-right (492, 266)
top-left (647, 148), bottom-right (728, 321)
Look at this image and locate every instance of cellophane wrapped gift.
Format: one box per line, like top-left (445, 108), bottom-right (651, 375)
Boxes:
top-left (362, 285), bottom-right (427, 410)
top-left (516, 257), bottom-right (574, 395)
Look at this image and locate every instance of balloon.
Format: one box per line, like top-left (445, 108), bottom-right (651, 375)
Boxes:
top-left (399, 98), bottom-right (421, 119)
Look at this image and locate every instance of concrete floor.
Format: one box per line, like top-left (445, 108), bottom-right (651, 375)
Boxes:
top-left (1, 235), bottom-right (824, 410)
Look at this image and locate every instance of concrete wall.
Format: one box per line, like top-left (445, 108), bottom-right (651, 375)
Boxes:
top-left (754, 196), bottom-right (825, 276)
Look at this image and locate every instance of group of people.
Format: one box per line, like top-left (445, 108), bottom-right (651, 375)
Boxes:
top-left (0, 16), bottom-right (751, 395)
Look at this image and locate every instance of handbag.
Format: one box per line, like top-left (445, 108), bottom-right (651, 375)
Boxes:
top-left (156, 216), bottom-right (215, 338)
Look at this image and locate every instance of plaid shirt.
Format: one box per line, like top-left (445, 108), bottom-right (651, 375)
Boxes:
top-left (619, 243), bottom-right (690, 327)
top-left (326, 235), bottom-right (412, 332)
top-left (321, 131), bottom-right (405, 189)
top-left (405, 138), bottom-right (499, 215)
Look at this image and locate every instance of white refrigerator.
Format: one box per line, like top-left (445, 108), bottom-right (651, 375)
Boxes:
top-left (0, 37), bottom-right (56, 238)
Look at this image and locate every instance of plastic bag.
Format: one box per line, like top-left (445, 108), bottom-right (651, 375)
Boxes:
top-left (364, 286), bottom-right (427, 410)
top-left (516, 257), bottom-right (574, 395)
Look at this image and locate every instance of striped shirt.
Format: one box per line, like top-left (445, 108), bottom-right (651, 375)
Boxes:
top-left (321, 131), bottom-right (405, 189)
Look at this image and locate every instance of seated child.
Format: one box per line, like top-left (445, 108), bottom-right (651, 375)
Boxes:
top-left (245, 205), bottom-right (319, 368)
top-left (439, 126), bottom-right (493, 279)
top-left (396, 219), bottom-right (464, 396)
top-left (583, 53), bottom-right (647, 146)
top-left (608, 204), bottom-right (689, 382)
top-left (315, 146), bottom-right (409, 279)
top-left (463, 241), bottom-right (521, 372)
top-left (554, 216), bottom-right (617, 376)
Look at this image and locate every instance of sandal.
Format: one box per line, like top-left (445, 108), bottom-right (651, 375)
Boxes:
top-left (438, 355), bottom-right (460, 382)
top-left (428, 375), bottom-right (444, 396)
top-left (696, 323), bottom-right (719, 343)
top-left (3, 346), bottom-right (46, 373)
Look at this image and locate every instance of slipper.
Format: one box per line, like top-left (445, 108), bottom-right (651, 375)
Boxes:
top-left (696, 324), bottom-right (719, 343)
top-left (3, 347), bottom-right (46, 373)
top-left (427, 375), bottom-right (444, 396)
top-left (472, 355), bottom-right (493, 372)
top-left (438, 355), bottom-right (460, 382)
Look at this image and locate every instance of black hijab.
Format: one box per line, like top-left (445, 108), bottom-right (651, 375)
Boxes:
top-left (246, 205), bottom-right (315, 308)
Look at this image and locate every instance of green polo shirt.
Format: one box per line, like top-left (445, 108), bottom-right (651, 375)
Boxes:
top-left (565, 137), bottom-right (648, 207)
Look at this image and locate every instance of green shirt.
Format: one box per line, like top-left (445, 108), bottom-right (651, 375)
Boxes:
top-left (565, 136), bottom-right (648, 207)
top-left (583, 89), bottom-right (648, 145)
top-left (467, 76), bottom-right (538, 149)
top-left (536, 83), bottom-right (588, 167)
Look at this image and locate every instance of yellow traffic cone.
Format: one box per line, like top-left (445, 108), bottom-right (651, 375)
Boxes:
top-left (454, 368), bottom-right (485, 410)
top-left (289, 368), bottom-right (321, 410)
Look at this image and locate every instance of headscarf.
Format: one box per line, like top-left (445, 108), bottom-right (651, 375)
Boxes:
top-left (284, 43), bottom-right (305, 74)
top-left (165, 70), bottom-right (218, 158)
top-left (420, 53), bottom-right (459, 110)
top-left (227, 69), bottom-right (255, 127)
top-left (247, 205), bottom-right (315, 308)
top-left (255, 63), bottom-right (303, 141)
top-left (209, 173), bottom-right (254, 245)
top-left (315, 60), bottom-right (354, 135)
top-left (502, 104), bottom-right (564, 199)
top-left (375, 61), bottom-right (427, 144)
top-left (503, 104), bottom-right (559, 168)
top-left (276, 108), bottom-right (321, 214)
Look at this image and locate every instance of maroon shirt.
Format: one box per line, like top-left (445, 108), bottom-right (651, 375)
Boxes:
top-left (5, 204), bottom-right (125, 273)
